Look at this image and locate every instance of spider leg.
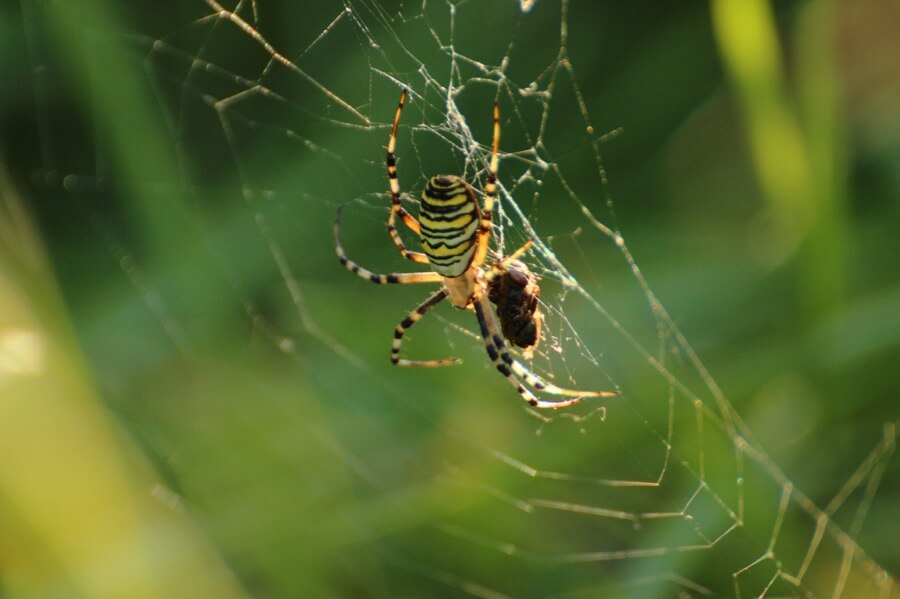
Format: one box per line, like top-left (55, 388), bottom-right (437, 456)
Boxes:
top-left (335, 206), bottom-right (442, 285)
top-left (473, 291), bottom-right (583, 409)
top-left (472, 102), bottom-right (501, 271)
top-left (388, 210), bottom-right (427, 264)
top-left (385, 89), bottom-right (427, 264)
top-left (476, 292), bottom-right (618, 400)
top-left (391, 289), bottom-right (461, 367)
top-left (492, 240), bottom-right (533, 275)
top-left (496, 331), bottom-right (618, 397)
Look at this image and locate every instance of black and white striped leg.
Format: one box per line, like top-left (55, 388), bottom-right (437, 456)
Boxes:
top-left (335, 206), bottom-right (442, 285)
top-left (489, 314), bottom-right (619, 399)
top-left (385, 88), bottom-right (427, 263)
top-left (391, 289), bottom-right (461, 367)
top-left (473, 294), bottom-right (584, 409)
top-left (387, 209), bottom-right (428, 264)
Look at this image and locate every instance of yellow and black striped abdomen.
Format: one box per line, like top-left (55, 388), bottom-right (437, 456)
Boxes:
top-left (418, 175), bottom-right (480, 278)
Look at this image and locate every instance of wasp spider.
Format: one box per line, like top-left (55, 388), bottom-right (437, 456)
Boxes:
top-left (334, 90), bottom-right (618, 409)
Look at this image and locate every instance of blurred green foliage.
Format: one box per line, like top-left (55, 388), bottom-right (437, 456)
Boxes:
top-left (1, 0), bottom-right (898, 597)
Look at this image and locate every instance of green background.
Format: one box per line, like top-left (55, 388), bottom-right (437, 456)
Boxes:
top-left (1, 0), bottom-right (897, 596)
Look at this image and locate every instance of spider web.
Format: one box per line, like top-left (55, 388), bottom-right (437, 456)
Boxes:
top-left (13, 0), bottom-right (899, 596)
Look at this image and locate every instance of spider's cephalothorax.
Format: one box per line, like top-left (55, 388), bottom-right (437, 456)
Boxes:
top-left (334, 89), bottom-right (618, 409)
top-left (488, 259), bottom-right (542, 353)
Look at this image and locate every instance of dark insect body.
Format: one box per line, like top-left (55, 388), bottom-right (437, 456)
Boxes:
top-left (488, 260), bottom-right (542, 353)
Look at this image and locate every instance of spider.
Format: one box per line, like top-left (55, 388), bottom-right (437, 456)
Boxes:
top-left (334, 89), bottom-right (618, 409)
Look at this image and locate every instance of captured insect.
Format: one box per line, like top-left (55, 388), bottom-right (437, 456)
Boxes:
top-left (487, 245), bottom-right (542, 357)
top-left (335, 89), bottom-right (618, 408)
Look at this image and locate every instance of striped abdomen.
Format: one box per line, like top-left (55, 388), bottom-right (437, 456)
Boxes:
top-left (419, 175), bottom-right (480, 278)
